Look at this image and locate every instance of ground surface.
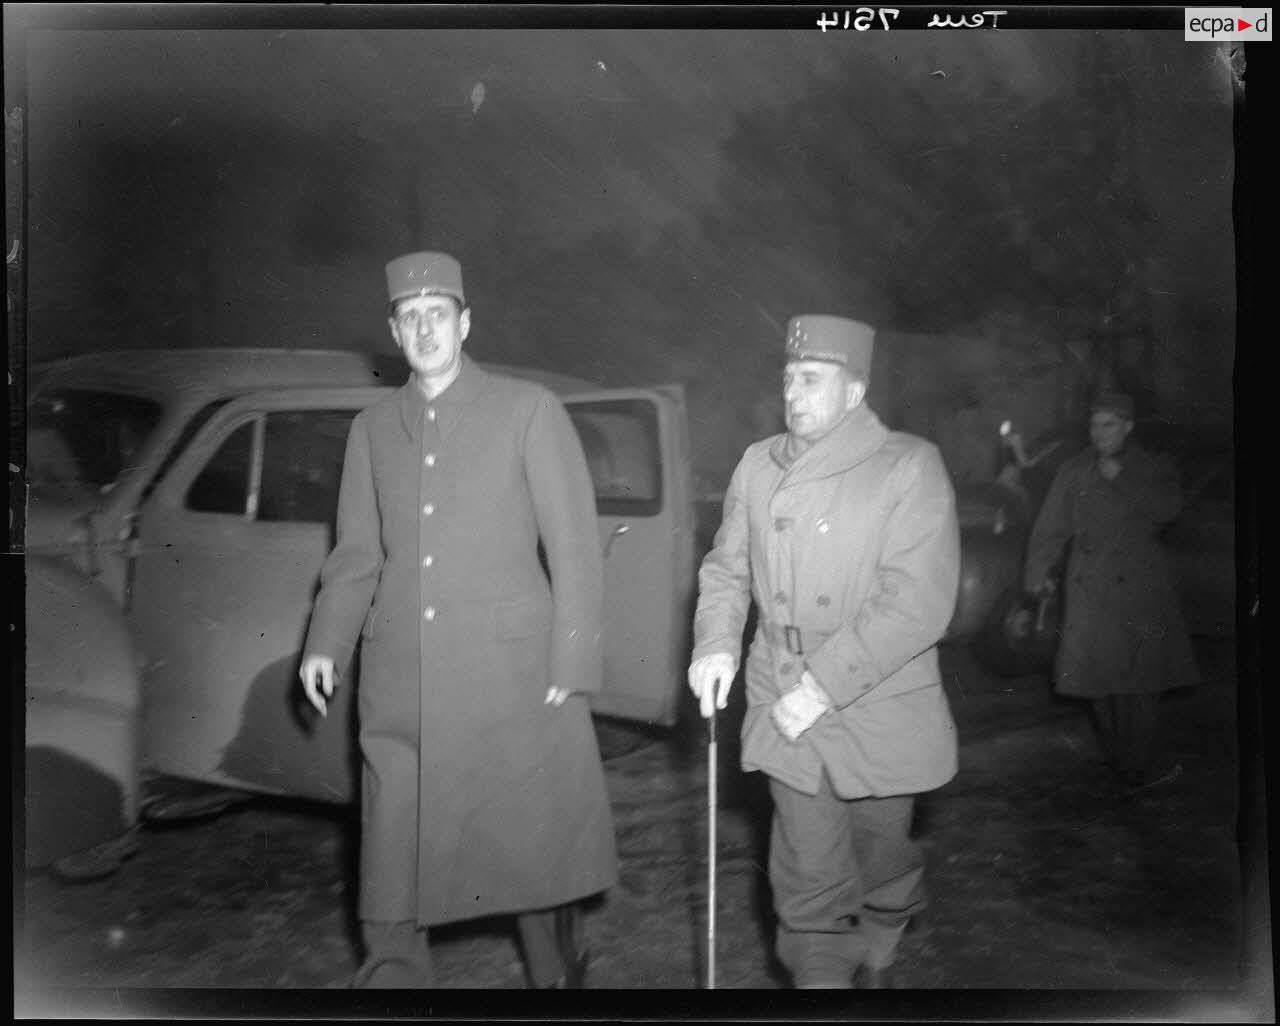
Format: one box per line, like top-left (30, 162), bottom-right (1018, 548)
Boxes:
top-left (15, 639), bottom-right (1271, 1020)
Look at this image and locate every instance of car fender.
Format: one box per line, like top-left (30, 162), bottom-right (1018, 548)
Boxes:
top-left (24, 554), bottom-right (142, 867)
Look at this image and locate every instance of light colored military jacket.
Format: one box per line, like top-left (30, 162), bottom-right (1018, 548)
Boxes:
top-left (693, 403), bottom-right (961, 798)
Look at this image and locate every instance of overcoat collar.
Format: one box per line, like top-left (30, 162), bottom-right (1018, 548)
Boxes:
top-left (769, 402), bottom-right (889, 483)
top-left (397, 353), bottom-right (489, 441)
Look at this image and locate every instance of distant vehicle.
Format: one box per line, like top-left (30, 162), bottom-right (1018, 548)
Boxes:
top-left (959, 423), bottom-right (1070, 677)
top-left (24, 348), bottom-right (695, 878)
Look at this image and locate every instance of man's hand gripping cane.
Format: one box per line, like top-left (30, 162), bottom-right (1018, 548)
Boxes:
top-left (688, 652), bottom-right (738, 720)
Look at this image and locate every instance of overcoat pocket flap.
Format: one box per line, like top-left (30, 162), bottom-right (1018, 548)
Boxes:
top-left (493, 598), bottom-right (552, 640)
top-left (360, 607), bottom-right (378, 640)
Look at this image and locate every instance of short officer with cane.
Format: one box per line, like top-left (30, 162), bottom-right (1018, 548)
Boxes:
top-left (689, 314), bottom-right (961, 989)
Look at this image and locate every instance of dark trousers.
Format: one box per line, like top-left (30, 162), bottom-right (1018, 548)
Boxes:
top-left (352, 903), bottom-right (582, 988)
top-left (768, 773), bottom-right (926, 988)
top-left (1091, 693), bottom-right (1160, 776)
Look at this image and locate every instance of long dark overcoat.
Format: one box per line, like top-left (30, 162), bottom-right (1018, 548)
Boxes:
top-left (692, 404), bottom-right (961, 799)
top-left (304, 355), bottom-right (617, 926)
top-left (1023, 441), bottom-right (1200, 698)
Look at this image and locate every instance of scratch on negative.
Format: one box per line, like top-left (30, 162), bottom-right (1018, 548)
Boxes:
top-left (534, 149), bottom-right (566, 178)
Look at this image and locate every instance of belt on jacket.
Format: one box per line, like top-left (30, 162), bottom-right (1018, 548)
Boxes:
top-left (757, 620), bottom-right (825, 656)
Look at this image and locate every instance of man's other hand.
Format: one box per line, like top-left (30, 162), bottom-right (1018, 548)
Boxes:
top-left (770, 671), bottom-right (833, 742)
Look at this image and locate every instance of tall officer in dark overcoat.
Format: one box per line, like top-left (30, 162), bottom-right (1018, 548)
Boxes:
top-left (300, 251), bottom-right (617, 988)
top-left (1023, 390), bottom-right (1200, 788)
top-left (689, 316), bottom-right (961, 988)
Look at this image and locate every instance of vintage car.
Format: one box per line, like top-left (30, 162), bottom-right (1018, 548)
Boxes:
top-left (24, 554), bottom-right (143, 873)
top-left (24, 348), bottom-right (696, 877)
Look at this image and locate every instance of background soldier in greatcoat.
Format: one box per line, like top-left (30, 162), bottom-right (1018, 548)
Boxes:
top-left (1023, 390), bottom-right (1200, 788)
top-left (300, 251), bottom-right (616, 988)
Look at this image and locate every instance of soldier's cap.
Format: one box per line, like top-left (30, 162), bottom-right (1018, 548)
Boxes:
top-left (1091, 390), bottom-right (1135, 420)
top-left (385, 251), bottom-right (465, 307)
top-left (785, 315), bottom-right (875, 379)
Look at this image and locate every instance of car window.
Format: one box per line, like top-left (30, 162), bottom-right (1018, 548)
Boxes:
top-left (28, 388), bottom-right (163, 491)
top-left (187, 421), bottom-right (254, 515)
top-left (143, 399), bottom-right (233, 502)
top-left (258, 410), bottom-right (356, 524)
top-left (184, 410), bottom-right (357, 523)
top-left (567, 399), bottom-right (662, 517)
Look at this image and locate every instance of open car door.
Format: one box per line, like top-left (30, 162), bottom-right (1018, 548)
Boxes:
top-left (563, 386), bottom-right (695, 726)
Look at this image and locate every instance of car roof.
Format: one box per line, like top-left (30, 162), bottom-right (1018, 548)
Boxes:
top-left (31, 348), bottom-right (601, 399)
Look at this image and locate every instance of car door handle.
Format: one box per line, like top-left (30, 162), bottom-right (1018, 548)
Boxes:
top-left (604, 523), bottom-right (630, 559)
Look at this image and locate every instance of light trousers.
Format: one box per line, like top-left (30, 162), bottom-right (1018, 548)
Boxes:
top-left (769, 772), bottom-right (926, 988)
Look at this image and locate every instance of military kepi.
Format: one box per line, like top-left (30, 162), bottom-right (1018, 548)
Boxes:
top-left (1091, 390), bottom-right (1134, 420)
top-left (785, 315), bottom-right (875, 379)
top-left (386, 251), bottom-right (465, 306)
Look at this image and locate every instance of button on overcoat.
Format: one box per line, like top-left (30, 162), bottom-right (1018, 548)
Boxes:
top-left (304, 356), bottom-right (617, 926)
top-left (1023, 442), bottom-right (1200, 698)
top-left (692, 404), bottom-right (961, 799)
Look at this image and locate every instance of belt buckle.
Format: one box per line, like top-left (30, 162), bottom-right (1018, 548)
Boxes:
top-left (784, 625), bottom-right (803, 656)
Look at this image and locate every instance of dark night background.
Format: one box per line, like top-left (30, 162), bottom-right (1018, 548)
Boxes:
top-left (7, 5), bottom-right (1240, 491)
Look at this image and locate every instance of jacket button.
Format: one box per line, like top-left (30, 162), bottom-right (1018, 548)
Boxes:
top-left (423, 503), bottom-right (435, 516)
top-left (424, 453), bottom-right (437, 467)
top-left (780, 662), bottom-right (794, 675)
top-left (423, 555), bottom-right (434, 568)
top-left (817, 595), bottom-right (830, 607)
top-left (426, 408), bottom-right (437, 422)
top-left (424, 606), bottom-right (436, 621)
top-left (774, 592), bottom-right (787, 605)
top-left (774, 518), bottom-right (787, 532)
top-left (817, 518), bottom-right (830, 533)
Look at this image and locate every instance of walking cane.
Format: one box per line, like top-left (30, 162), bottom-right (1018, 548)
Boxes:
top-left (706, 702), bottom-right (718, 989)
